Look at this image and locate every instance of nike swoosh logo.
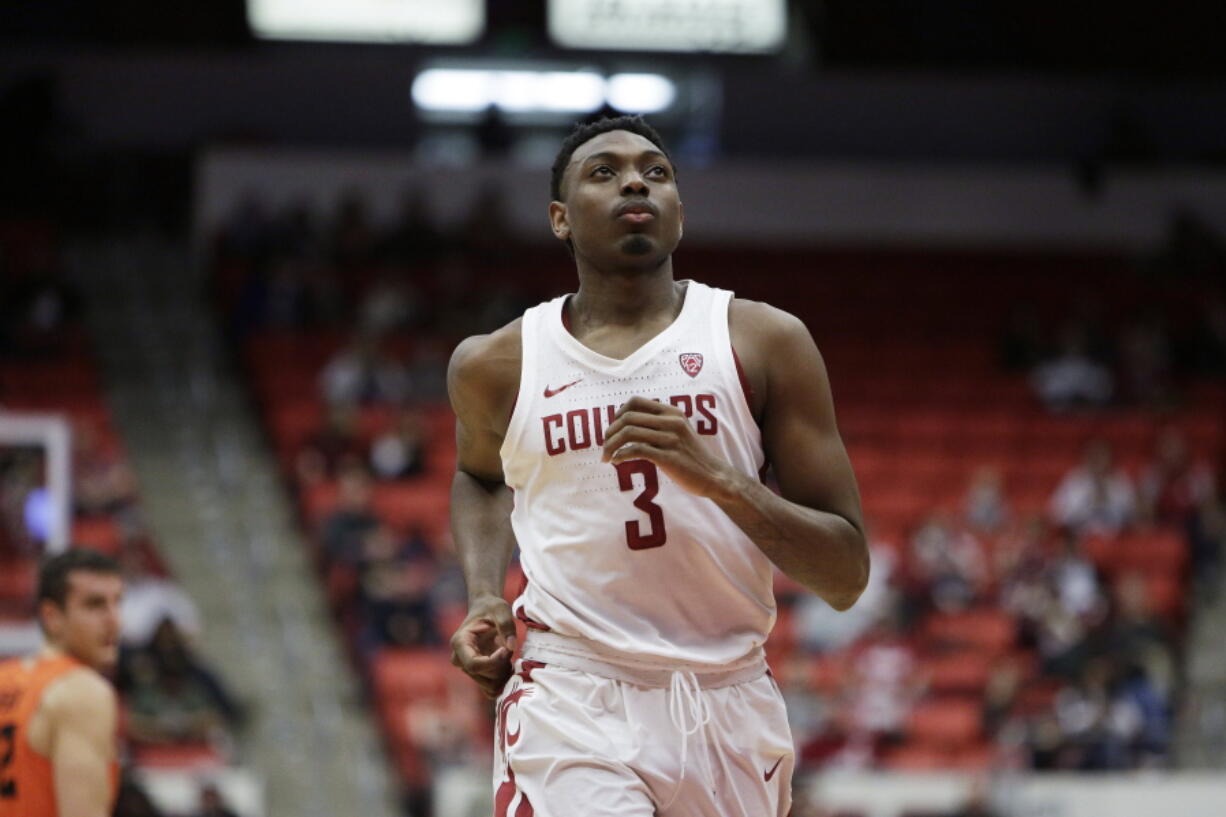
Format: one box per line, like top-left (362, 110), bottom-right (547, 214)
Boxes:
top-left (764, 756), bottom-right (785, 782)
top-left (543, 378), bottom-right (583, 398)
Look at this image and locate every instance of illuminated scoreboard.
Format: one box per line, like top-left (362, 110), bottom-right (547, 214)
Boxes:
top-left (549, 0), bottom-right (787, 53)
top-left (247, 0), bottom-right (484, 44)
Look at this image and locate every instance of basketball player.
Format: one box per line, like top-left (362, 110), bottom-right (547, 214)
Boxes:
top-left (449, 115), bottom-right (868, 816)
top-left (0, 549), bottom-right (122, 817)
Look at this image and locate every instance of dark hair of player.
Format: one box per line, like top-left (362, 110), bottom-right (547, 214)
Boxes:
top-left (37, 548), bottom-right (121, 608)
top-left (550, 115), bottom-right (674, 203)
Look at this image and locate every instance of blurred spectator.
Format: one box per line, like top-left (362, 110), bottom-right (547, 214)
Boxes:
top-left (1139, 427), bottom-right (1215, 527)
top-left (1049, 531), bottom-right (1104, 619)
top-left (215, 192), bottom-right (272, 263)
top-left (357, 267), bottom-right (422, 336)
top-left (1049, 440), bottom-right (1136, 536)
top-left (981, 661), bottom-right (1023, 740)
top-left (124, 648), bottom-right (226, 746)
top-left (320, 467), bottom-right (380, 567)
top-left (1186, 294), bottom-right (1226, 376)
top-left (1031, 324), bottom-right (1114, 410)
top-left (1118, 313), bottom-right (1175, 407)
top-left (233, 254), bottom-right (343, 333)
top-left (833, 614), bottom-right (926, 767)
top-left (1153, 207), bottom-right (1226, 281)
top-left (112, 772), bottom-right (165, 817)
top-left (1051, 657), bottom-right (1124, 769)
top-left (404, 338), bottom-right (450, 403)
top-left (0, 240), bottom-right (78, 357)
top-left (796, 542), bottom-right (899, 653)
top-left (1189, 494), bottom-right (1225, 600)
top-left (320, 334), bottom-right (410, 406)
top-left (459, 183), bottom-right (513, 261)
top-left (356, 524), bottom-right (440, 652)
top-left (369, 407), bottom-right (427, 481)
top-left (1103, 573), bottom-right (1173, 686)
top-left (380, 187), bottom-right (446, 266)
top-left (990, 514), bottom-right (1051, 591)
top-left (774, 652), bottom-right (834, 769)
top-left (1003, 536), bottom-right (1105, 680)
top-left (72, 420), bottom-right (137, 516)
top-left (907, 512), bottom-right (987, 612)
top-left (272, 201), bottom-right (323, 262)
top-left (191, 783), bottom-right (240, 817)
top-left (296, 404), bottom-right (366, 485)
top-left (963, 466), bottom-right (1010, 534)
top-left (330, 192), bottom-right (377, 271)
top-left (119, 537), bottom-right (202, 647)
top-left (122, 618), bottom-right (245, 741)
top-left (998, 304), bottom-right (1047, 372)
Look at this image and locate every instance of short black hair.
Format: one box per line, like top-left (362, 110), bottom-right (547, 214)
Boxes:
top-left (550, 115), bottom-right (673, 203)
top-left (37, 548), bottom-right (121, 608)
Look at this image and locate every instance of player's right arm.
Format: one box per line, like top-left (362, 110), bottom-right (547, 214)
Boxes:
top-left (44, 670), bottom-right (117, 817)
top-left (447, 321), bottom-right (522, 699)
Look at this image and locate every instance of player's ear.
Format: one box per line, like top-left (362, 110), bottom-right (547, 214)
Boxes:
top-left (549, 200), bottom-right (571, 242)
top-left (678, 200), bottom-right (684, 239)
top-left (38, 599), bottom-right (62, 636)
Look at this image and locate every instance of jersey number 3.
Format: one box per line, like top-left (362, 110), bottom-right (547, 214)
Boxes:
top-left (615, 461), bottom-right (667, 549)
top-left (0, 722), bottom-right (16, 798)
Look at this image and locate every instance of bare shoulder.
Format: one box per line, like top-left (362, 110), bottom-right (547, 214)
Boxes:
top-left (42, 667), bottom-right (116, 720)
top-left (729, 298), bottom-right (809, 345)
top-left (728, 298), bottom-right (820, 410)
top-left (448, 317), bottom-right (523, 430)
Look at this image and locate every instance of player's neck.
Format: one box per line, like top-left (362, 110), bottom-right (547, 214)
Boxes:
top-left (570, 258), bottom-right (680, 328)
top-left (37, 643), bottom-right (71, 663)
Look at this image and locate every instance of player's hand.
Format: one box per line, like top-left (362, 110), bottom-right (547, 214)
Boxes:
top-left (450, 593), bottom-right (517, 699)
top-left (601, 396), bottom-right (740, 500)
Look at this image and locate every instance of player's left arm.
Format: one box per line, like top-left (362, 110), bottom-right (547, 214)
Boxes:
top-left (46, 670), bottom-right (118, 817)
top-left (602, 302), bottom-right (868, 610)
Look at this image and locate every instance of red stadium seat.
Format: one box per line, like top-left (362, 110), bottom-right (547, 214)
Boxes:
top-left (881, 743), bottom-right (951, 771)
top-left (1115, 530), bottom-right (1188, 575)
top-left (922, 651), bottom-right (994, 695)
top-left (71, 517), bottom-right (124, 555)
top-left (129, 742), bottom-right (225, 770)
top-left (906, 697), bottom-right (983, 748)
top-left (372, 647), bottom-right (453, 704)
top-left (922, 609), bottom-right (1016, 655)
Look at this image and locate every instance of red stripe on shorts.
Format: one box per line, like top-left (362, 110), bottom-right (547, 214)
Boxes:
top-left (494, 768), bottom-right (536, 817)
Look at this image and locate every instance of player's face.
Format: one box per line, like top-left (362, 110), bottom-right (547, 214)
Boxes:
top-left (551, 130), bottom-right (683, 269)
top-left (42, 571), bottom-right (123, 670)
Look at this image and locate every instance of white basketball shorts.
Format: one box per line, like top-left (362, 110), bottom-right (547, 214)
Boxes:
top-left (492, 642), bottom-right (794, 817)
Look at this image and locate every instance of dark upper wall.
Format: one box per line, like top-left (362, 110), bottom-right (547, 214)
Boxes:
top-left (3, 45), bottom-right (1226, 163)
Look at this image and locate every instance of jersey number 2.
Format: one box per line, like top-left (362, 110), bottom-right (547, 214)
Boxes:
top-left (615, 461), bottom-right (667, 549)
top-left (0, 722), bottom-right (16, 798)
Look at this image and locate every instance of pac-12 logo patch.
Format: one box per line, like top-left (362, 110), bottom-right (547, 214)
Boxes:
top-left (679, 353), bottom-right (704, 378)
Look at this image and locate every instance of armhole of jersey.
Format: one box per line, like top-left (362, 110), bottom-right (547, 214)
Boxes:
top-left (499, 308), bottom-right (538, 472)
top-left (710, 289), bottom-right (767, 479)
top-left (712, 291), bottom-right (761, 435)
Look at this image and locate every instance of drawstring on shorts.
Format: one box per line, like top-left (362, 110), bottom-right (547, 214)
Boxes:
top-left (662, 670), bottom-right (712, 811)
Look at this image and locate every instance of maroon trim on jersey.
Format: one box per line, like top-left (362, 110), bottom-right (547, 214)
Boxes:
top-left (561, 299), bottom-right (573, 334)
top-left (732, 345), bottom-right (754, 410)
top-left (733, 344), bottom-right (770, 482)
top-left (518, 660), bottom-right (547, 682)
top-left (514, 573), bottom-right (552, 631)
top-left (494, 767), bottom-right (535, 817)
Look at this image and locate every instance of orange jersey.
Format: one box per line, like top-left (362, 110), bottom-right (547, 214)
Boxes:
top-left (0, 655), bottom-right (118, 817)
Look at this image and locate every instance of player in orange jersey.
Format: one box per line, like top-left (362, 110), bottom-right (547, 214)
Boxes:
top-left (0, 548), bottom-right (122, 817)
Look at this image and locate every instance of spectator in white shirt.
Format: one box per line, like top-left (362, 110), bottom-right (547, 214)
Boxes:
top-left (1050, 439), bottom-right (1137, 536)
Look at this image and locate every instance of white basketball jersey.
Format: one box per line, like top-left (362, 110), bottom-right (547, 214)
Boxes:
top-left (500, 280), bottom-right (775, 666)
